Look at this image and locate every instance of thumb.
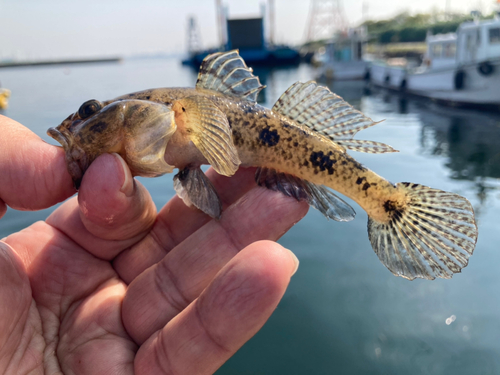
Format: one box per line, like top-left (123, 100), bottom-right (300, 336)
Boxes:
top-left (77, 153), bottom-right (157, 242)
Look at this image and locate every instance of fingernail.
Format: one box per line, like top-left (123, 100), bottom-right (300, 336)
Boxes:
top-left (288, 249), bottom-right (299, 276)
top-left (112, 153), bottom-right (134, 197)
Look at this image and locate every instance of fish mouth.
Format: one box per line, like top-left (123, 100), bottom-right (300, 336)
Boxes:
top-left (47, 127), bottom-right (69, 149)
top-left (47, 126), bottom-right (86, 189)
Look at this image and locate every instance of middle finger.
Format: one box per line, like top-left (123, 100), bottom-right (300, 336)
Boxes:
top-left (122, 186), bottom-right (308, 344)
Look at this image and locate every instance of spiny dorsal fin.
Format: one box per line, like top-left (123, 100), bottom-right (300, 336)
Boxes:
top-left (196, 50), bottom-right (265, 102)
top-left (273, 81), bottom-right (397, 154)
top-left (173, 96), bottom-right (241, 176)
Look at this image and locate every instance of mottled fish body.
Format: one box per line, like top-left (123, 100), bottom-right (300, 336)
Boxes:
top-left (48, 51), bottom-right (478, 281)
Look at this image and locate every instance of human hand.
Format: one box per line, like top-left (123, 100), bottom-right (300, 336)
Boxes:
top-left (0, 115), bottom-right (307, 374)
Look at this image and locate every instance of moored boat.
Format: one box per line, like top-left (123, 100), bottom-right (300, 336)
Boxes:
top-left (369, 16), bottom-right (500, 109)
top-left (315, 26), bottom-right (369, 81)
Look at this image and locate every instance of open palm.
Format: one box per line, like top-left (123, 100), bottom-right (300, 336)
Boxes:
top-left (0, 116), bottom-right (305, 374)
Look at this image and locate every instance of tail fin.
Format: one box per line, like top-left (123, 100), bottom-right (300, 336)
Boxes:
top-left (368, 183), bottom-right (478, 280)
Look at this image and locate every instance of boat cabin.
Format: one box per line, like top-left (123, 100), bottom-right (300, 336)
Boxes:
top-left (457, 18), bottom-right (500, 64)
top-left (424, 17), bottom-right (500, 69)
top-left (425, 33), bottom-right (457, 70)
top-left (324, 26), bottom-right (367, 63)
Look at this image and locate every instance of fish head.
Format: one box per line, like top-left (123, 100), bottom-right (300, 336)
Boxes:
top-left (48, 99), bottom-right (177, 188)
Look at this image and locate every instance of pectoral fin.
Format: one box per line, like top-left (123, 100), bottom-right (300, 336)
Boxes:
top-left (173, 96), bottom-right (241, 176)
top-left (173, 167), bottom-right (222, 219)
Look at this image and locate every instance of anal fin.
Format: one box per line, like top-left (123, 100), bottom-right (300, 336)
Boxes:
top-left (173, 168), bottom-right (222, 219)
top-left (255, 167), bottom-right (355, 222)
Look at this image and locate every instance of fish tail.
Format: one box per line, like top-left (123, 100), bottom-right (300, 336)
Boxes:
top-left (367, 182), bottom-right (478, 280)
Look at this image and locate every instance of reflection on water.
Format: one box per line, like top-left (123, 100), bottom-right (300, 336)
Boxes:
top-left (359, 88), bottom-right (500, 210)
top-left (418, 106), bottom-right (500, 208)
top-left (1, 59), bottom-right (499, 375)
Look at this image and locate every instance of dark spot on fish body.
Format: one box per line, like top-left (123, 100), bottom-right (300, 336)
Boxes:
top-left (232, 130), bottom-right (244, 147)
top-left (89, 121), bottom-right (108, 134)
top-left (259, 127), bottom-right (280, 147)
top-left (356, 177), bottom-right (366, 185)
top-left (362, 182), bottom-right (371, 191)
top-left (282, 150), bottom-right (293, 161)
top-left (129, 104), bottom-right (142, 113)
top-left (383, 200), bottom-right (395, 212)
top-left (310, 151), bottom-right (336, 174)
top-left (383, 200), bottom-right (405, 221)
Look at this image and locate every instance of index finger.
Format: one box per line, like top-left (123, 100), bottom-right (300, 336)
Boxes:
top-left (0, 115), bottom-right (75, 217)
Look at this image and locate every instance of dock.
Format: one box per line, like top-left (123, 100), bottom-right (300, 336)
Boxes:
top-left (0, 57), bottom-right (122, 69)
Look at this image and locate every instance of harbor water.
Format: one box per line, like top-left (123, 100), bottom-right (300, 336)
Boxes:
top-left (1, 58), bottom-right (499, 374)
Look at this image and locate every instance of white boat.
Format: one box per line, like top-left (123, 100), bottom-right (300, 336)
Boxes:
top-left (315, 26), bottom-right (369, 81)
top-left (369, 17), bottom-right (500, 109)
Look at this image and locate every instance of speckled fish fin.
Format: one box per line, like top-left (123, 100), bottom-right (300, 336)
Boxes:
top-left (368, 183), bottom-right (478, 280)
top-left (196, 50), bottom-right (265, 102)
top-left (273, 81), bottom-right (397, 154)
top-left (173, 96), bottom-right (241, 176)
top-left (173, 167), bottom-right (222, 219)
top-left (255, 167), bottom-right (355, 221)
top-left (334, 139), bottom-right (397, 153)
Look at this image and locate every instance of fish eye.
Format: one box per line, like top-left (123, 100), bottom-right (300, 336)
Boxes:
top-left (78, 99), bottom-right (103, 119)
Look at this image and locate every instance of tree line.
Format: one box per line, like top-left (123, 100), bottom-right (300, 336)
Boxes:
top-left (363, 12), bottom-right (477, 44)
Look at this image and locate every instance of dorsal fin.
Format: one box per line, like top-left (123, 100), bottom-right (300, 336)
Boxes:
top-left (196, 50), bottom-right (265, 102)
top-left (273, 81), bottom-right (397, 154)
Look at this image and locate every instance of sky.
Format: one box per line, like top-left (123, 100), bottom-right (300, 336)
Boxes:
top-left (0, 0), bottom-right (491, 60)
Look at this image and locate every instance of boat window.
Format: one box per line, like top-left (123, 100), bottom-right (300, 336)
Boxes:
top-left (443, 43), bottom-right (456, 58)
top-left (431, 43), bottom-right (442, 58)
top-left (489, 27), bottom-right (500, 44)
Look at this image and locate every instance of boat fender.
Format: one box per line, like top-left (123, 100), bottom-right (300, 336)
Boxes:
top-left (364, 70), bottom-right (371, 81)
top-left (384, 75), bottom-right (390, 85)
top-left (454, 70), bottom-right (465, 90)
top-left (400, 78), bottom-right (407, 91)
top-left (478, 61), bottom-right (494, 76)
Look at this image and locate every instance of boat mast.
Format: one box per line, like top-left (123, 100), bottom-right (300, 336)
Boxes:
top-left (269, 0), bottom-right (275, 46)
top-left (305, 0), bottom-right (349, 42)
top-left (215, 0), bottom-right (225, 48)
